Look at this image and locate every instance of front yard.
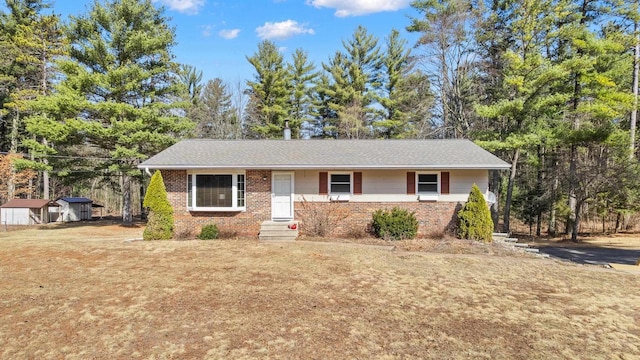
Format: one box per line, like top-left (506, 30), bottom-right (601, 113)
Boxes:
top-left (1, 222), bottom-right (639, 359)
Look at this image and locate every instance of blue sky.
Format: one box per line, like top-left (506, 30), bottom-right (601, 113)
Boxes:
top-left (45, 0), bottom-right (422, 84)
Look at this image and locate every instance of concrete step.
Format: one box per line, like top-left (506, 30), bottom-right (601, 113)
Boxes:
top-left (523, 248), bottom-right (539, 253)
top-left (513, 243), bottom-right (530, 248)
top-left (260, 221), bottom-right (296, 228)
top-left (259, 230), bottom-right (298, 236)
top-left (259, 220), bottom-right (298, 241)
top-left (492, 232), bottom-right (509, 238)
top-left (503, 237), bottom-right (519, 242)
top-left (258, 235), bottom-right (297, 242)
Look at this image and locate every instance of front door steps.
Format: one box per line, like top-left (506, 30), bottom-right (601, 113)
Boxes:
top-left (259, 220), bottom-right (299, 242)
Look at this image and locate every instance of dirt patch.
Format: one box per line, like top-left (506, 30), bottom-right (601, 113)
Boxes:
top-left (1, 223), bottom-right (639, 359)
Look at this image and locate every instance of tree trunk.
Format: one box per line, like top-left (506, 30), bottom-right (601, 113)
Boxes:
top-left (503, 148), bottom-right (520, 233)
top-left (571, 198), bottom-right (583, 242)
top-left (122, 172), bottom-right (133, 225)
top-left (490, 170), bottom-right (501, 231)
top-left (548, 151), bottom-right (558, 236)
top-left (615, 212), bottom-right (622, 233)
top-left (140, 175), bottom-right (146, 221)
top-left (43, 139), bottom-right (49, 199)
top-left (567, 144), bottom-right (577, 235)
top-left (630, 18), bottom-right (639, 158)
top-left (536, 145), bottom-right (544, 237)
top-left (7, 109), bottom-right (20, 200)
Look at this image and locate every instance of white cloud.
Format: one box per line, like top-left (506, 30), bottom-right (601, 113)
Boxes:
top-left (255, 20), bottom-right (315, 40)
top-left (152, 0), bottom-right (205, 15)
top-left (201, 25), bottom-right (213, 37)
top-left (219, 28), bottom-right (241, 40)
top-left (306, 0), bottom-right (410, 17)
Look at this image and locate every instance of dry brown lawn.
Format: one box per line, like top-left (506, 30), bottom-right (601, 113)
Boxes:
top-left (1, 221), bottom-right (640, 359)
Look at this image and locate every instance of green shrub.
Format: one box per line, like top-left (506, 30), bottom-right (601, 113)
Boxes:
top-left (371, 207), bottom-right (419, 240)
top-left (143, 170), bottom-right (174, 240)
top-left (457, 184), bottom-right (493, 242)
top-left (198, 224), bottom-right (219, 240)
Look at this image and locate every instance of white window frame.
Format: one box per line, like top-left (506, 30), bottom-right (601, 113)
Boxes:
top-left (416, 172), bottom-right (441, 194)
top-left (187, 171), bottom-right (246, 212)
top-left (328, 172), bottom-right (353, 195)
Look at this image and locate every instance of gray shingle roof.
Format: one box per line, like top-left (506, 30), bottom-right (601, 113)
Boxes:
top-left (139, 139), bottom-right (510, 170)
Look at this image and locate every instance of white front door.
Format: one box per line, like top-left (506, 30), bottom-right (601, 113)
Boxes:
top-left (272, 172), bottom-right (294, 220)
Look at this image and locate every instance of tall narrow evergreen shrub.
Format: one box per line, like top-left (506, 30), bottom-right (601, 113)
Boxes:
top-left (143, 170), bottom-right (174, 240)
top-left (457, 184), bottom-right (493, 242)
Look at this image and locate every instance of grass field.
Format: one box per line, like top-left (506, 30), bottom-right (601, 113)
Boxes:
top-left (1, 222), bottom-right (639, 359)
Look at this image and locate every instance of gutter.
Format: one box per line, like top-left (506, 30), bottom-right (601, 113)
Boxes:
top-left (138, 164), bottom-right (512, 171)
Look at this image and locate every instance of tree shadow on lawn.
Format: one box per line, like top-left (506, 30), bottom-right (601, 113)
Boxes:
top-left (33, 218), bottom-right (144, 231)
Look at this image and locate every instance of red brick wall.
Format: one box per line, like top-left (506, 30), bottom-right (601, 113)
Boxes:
top-left (163, 169), bottom-right (461, 238)
top-left (163, 169), bottom-right (272, 237)
top-left (294, 201), bottom-right (461, 238)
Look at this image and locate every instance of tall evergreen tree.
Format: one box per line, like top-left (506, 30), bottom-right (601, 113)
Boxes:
top-left (475, 0), bottom-right (567, 233)
top-left (554, 0), bottom-right (633, 240)
top-left (377, 29), bottom-right (415, 138)
top-left (195, 78), bottom-right (240, 139)
top-left (179, 64), bottom-right (203, 105)
top-left (287, 48), bottom-right (317, 139)
top-left (1, 0), bottom-right (64, 200)
top-left (246, 40), bottom-right (291, 138)
top-left (319, 26), bottom-right (381, 138)
top-left (26, 0), bottom-right (192, 225)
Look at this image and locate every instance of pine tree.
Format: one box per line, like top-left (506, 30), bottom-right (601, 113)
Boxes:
top-left (287, 49), bottom-right (317, 138)
top-left (553, 0), bottom-right (633, 240)
top-left (458, 184), bottom-right (493, 242)
top-left (246, 40), bottom-right (291, 138)
top-left (377, 29), bottom-right (414, 138)
top-left (25, 0), bottom-right (192, 225)
top-left (1, 0), bottom-right (64, 199)
top-left (143, 170), bottom-right (173, 240)
top-left (321, 26), bottom-right (381, 138)
top-left (194, 78), bottom-right (240, 139)
top-left (475, 0), bottom-right (567, 233)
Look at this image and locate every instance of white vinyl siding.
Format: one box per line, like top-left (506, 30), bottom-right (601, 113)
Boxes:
top-left (293, 169), bottom-right (489, 203)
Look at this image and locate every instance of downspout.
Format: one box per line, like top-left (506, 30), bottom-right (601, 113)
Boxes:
top-left (144, 167), bottom-right (152, 176)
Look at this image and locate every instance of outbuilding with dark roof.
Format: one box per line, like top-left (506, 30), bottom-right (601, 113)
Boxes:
top-left (0, 199), bottom-right (60, 225)
top-left (53, 197), bottom-right (93, 222)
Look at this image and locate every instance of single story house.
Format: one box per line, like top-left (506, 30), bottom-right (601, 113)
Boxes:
top-left (0, 199), bottom-right (60, 225)
top-left (52, 197), bottom-right (93, 222)
top-left (138, 139), bottom-right (510, 238)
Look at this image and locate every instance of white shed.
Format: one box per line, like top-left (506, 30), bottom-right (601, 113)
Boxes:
top-left (54, 197), bottom-right (93, 222)
top-left (0, 199), bottom-right (60, 225)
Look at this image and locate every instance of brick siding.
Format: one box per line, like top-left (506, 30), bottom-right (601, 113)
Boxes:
top-left (163, 169), bottom-right (271, 237)
top-left (294, 201), bottom-right (460, 238)
top-left (163, 169), bottom-right (461, 238)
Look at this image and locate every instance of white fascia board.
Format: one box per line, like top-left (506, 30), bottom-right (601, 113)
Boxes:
top-left (139, 164), bottom-right (511, 170)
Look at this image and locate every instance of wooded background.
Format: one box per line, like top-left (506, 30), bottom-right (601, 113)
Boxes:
top-left (1, 0), bottom-right (639, 239)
